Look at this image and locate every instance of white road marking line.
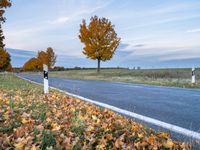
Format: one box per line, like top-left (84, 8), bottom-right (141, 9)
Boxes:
top-left (16, 74), bottom-right (200, 140)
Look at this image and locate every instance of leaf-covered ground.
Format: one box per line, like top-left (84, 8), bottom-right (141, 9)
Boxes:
top-left (0, 74), bottom-right (192, 149)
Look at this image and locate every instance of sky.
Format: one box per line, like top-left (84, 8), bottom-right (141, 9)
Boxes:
top-left (3, 0), bottom-right (200, 68)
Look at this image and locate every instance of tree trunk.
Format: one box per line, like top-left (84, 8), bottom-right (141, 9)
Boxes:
top-left (97, 58), bottom-right (100, 73)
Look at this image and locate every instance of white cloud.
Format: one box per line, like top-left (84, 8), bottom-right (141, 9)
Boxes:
top-left (159, 48), bottom-right (200, 61)
top-left (52, 16), bottom-right (70, 24)
top-left (149, 2), bottom-right (200, 16)
top-left (187, 28), bottom-right (200, 33)
top-left (122, 14), bottom-right (200, 31)
top-left (54, 1), bottom-right (112, 24)
top-left (123, 46), bottom-right (200, 61)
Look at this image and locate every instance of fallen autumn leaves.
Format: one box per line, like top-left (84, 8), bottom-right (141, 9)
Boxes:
top-left (0, 77), bottom-right (191, 149)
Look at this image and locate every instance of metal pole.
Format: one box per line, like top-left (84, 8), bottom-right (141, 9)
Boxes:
top-left (43, 64), bottom-right (49, 94)
top-left (192, 67), bottom-right (195, 84)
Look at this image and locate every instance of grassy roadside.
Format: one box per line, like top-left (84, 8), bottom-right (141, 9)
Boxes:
top-left (0, 74), bottom-right (192, 149)
top-left (26, 68), bottom-right (200, 89)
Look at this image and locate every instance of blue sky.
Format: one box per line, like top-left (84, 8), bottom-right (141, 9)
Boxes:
top-left (3, 0), bottom-right (200, 68)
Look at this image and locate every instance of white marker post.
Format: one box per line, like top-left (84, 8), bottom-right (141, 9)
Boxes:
top-left (192, 67), bottom-right (195, 84)
top-left (43, 64), bottom-right (49, 94)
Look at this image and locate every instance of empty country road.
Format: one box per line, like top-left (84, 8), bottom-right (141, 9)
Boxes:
top-left (17, 73), bottom-right (200, 138)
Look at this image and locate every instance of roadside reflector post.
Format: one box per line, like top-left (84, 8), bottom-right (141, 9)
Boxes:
top-left (192, 67), bottom-right (195, 84)
top-left (43, 64), bottom-right (49, 94)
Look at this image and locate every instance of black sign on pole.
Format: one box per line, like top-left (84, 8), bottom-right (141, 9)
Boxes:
top-left (192, 67), bottom-right (195, 84)
top-left (44, 71), bottom-right (48, 79)
top-left (192, 70), bottom-right (195, 76)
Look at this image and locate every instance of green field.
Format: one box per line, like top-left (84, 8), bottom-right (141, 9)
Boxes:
top-left (30, 68), bottom-right (200, 88)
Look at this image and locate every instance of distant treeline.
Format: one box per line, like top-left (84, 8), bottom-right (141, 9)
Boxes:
top-left (59, 67), bottom-right (128, 71)
top-left (13, 66), bottom-right (129, 72)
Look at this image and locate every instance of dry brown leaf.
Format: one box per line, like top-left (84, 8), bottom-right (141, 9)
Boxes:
top-left (163, 140), bottom-right (174, 149)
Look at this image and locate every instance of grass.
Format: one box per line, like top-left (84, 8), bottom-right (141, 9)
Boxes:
top-left (0, 73), bottom-right (193, 149)
top-left (41, 131), bottom-right (56, 150)
top-left (25, 68), bottom-right (200, 88)
top-left (0, 73), bottom-right (43, 92)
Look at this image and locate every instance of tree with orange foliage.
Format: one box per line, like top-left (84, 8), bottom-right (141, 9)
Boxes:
top-left (23, 57), bottom-right (40, 71)
top-left (37, 51), bottom-right (48, 70)
top-left (6, 63), bottom-right (12, 72)
top-left (0, 47), bottom-right (10, 71)
top-left (0, 0), bottom-right (11, 71)
top-left (23, 47), bottom-right (56, 71)
top-left (0, 0), bottom-right (11, 23)
top-left (79, 16), bottom-right (120, 72)
top-left (0, 0), bottom-right (11, 8)
top-left (37, 47), bottom-right (56, 70)
top-left (46, 47), bottom-right (56, 70)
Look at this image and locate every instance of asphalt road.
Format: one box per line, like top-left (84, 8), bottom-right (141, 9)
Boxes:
top-left (17, 73), bottom-right (200, 138)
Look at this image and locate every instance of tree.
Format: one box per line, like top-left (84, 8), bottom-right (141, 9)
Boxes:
top-left (0, 0), bottom-right (11, 23)
top-left (23, 47), bottom-right (57, 71)
top-left (6, 63), bottom-right (12, 71)
top-left (79, 16), bottom-right (120, 72)
top-left (46, 47), bottom-right (56, 70)
top-left (0, 0), bottom-right (11, 8)
top-left (37, 48), bottom-right (56, 70)
top-left (0, 0), bottom-right (11, 46)
top-left (0, 25), bottom-right (5, 48)
top-left (23, 57), bottom-right (40, 71)
top-left (0, 47), bottom-right (10, 71)
top-left (0, 0), bottom-right (11, 71)
top-left (37, 51), bottom-right (48, 70)
top-left (0, 0), bottom-right (11, 48)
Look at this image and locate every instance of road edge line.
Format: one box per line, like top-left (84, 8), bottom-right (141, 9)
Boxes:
top-left (15, 74), bottom-right (200, 140)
